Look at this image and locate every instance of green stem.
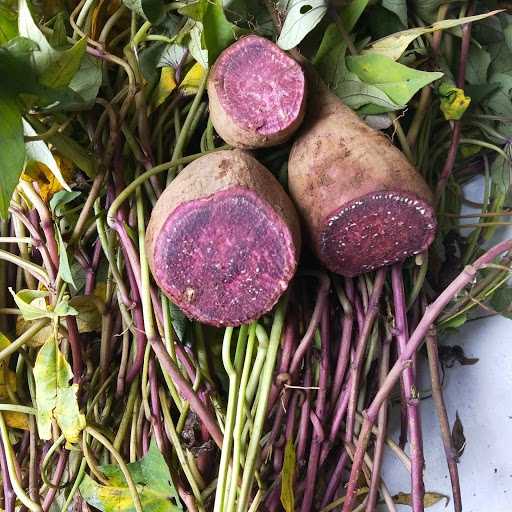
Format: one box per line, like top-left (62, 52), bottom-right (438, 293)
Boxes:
top-left (237, 299), bottom-right (287, 512)
top-left (0, 319), bottom-right (49, 362)
top-left (85, 426), bottom-right (143, 512)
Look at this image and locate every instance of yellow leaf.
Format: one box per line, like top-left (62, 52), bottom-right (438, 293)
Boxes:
top-left (461, 144), bottom-right (481, 158)
top-left (180, 63), bottom-right (206, 95)
top-left (0, 333), bottom-right (13, 399)
top-left (21, 154), bottom-right (74, 203)
top-left (153, 67), bottom-right (177, 109)
top-left (4, 412), bottom-right (29, 430)
top-left (439, 84), bottom-right (471, 121)
top-left (280, 439), bottom-right (296, 512)
top-left (393, 491), bottom-right (449, 507)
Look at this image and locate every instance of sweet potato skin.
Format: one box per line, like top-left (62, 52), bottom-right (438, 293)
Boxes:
top-left (207, 35), bottom-right (307, 149)
top-left (288, 81), bottom-right (436, 276)
top-left (146, 149), bottom-right (301, 326)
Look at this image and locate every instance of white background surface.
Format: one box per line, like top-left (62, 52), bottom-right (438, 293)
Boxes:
top-left (380, 178), bottom-right (512, 511)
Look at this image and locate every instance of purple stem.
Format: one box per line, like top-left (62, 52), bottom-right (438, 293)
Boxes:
top-left (346, 269), bottom-right (386, 443)
top-left (342, 239), bottom-right (512, 512)
top-left (42, 450), bottom-right (67, 511)
top-left (321, 449), bottom-right (349, 509)
top-left (66, 316), bottom-right (83, 384)
top-left (149, 359), bottom-right (167, 452)
top-left (301, 301), bottom-right (330, 512)
top-left (392, 265), bottom-right (425, 512)
top-left (0, 438), bottom-right (15, 512)
top-left (365, 333), bottom-right (391, 511)
top-left (425, 329), bottom-right (462, 512)
top-left (85, 240), bottom-right (102, 295)
top-left (289, 273), bottom-right (330, 377)
top-left (296, 360), bottom-right (312, 463)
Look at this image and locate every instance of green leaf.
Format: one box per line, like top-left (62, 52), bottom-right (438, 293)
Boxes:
top-left (314, 24), bottom-right (401, 113)
top-left (346, 53), bottom-right (443, 106)
top-left (280, 439), bottom-right (296, 512)
top-left (0, 94), bottom-right (25, 219)
top-left (9, 288), bottom-right (49, 321)
top-left (438, 83), bottom-right (471, 121)
top-left (39, 37), bottom-right (87, 89)
top-left (465, 45), bottom-right (491, 85)
top-left (340, 0), bottom-right (369, 32)
top-left (202, 0), bottom-right (238, 62)
top-left (123, 0), bottom-right (164, 23)
top-left (277, 0), bottom-right (328, 51)
top-left (364, 10), bottom-right (503, 61)
top-left (56, 229), bottom-right (76, 288)
top-left (0, 5), bottom-right (18, 44)
top-left (157, 43), bottom-right (188, 69)
top-left (490, 286), bottom-right (512, 319)
top-left (67, 54), bottom-right (102, 108)
top-left (33, 336), bottom-right (85, 443)
top-left (50, 190), bottom-right (81, 214)
top-left (18, 0), bottom-right (57, 72)
top-left (490, 149), bottom-right (512, 195)
top-left (53, 296), bottom-right (79, 317)
top-left (23, 119), bottom-right (71, 190)
top-left (48, 12), bottom-right (68, 49)
top-left (382, 0), bottom-right (407, 26)
top-left (80, 441), bottom-right (183, 512)
top-left (189, 22), bottom-right (208, 68)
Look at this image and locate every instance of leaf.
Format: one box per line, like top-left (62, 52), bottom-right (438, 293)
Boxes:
top-left (0, 333), bottom-right (13, 398)
top-left (122, 0), bottom-right (164, 23)
top-left (490, 286), bottom-right (512, 319)
top-left (339, 0), bottom-right (369, 32)
top-left (277, 0), bottom-right (327, 51)
top-left (50, 190), bottom-right (81, 214)
top-left (280, 439), bottom-right (296, 512)
top-left (56, 229), bottom-right (75, 288)
top-left (346, 53), bottom-right (443, 106)
top-left (451, 412), bottom-right (466, 460)
top-left (314, 24), bottom-right (402, 113)
top-left (53, 296), bottom-right (79, 317)
top-left (33, 336), bottom-right (85, 443)
top-left (18, 0), bottom-right (57, 72)
top-left (39, 38), bottom-right (87, 89)
top-left (4, 411), bottom-right (29, 430)
top-left (466, 46), bottom-right (491, 85)
top-left (0, 5), bottom-right (18, 44)
top-left (202, 0), bottom-right (238, 63)
top-left (490, 147), bottom-right (512, 195)
top-left (80, 441), bottom-right (183, 512)
top-left (23, 119), bottom-right (71, 192)
top-left (441, 312), bottom-right (467, 330)
top-left (189, 23), bottom-right (208, 69)
top-left (152, 67), bottom-right (177, 109)
top-left (0, 93), bottom-right (25, 219)
top-left (438, 345), bottom-right (479, 368)
top-left (393, 491), bottom-right (449, 507)
top-left (365, 10), bottom-right (503, 61)
top-left (157, 44), bottom-right (188, 69)
top-left (382, 0), bottom-right (407, 26)
top-left (180, 62), bottom-right (205, 95)
top-left (48, 12), bottom-right (68, 49)
top-left (10, 288), bottom-right (50, 321)
top-left (439, 83), bottom-right (471, 120)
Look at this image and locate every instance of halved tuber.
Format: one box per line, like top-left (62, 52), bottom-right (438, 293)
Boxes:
top-left (208, 35), bottom-right (306, 149)
top-left (146, 149), bottom-right (301, 326)
top-left (288, 81), bottom-right (436, 277)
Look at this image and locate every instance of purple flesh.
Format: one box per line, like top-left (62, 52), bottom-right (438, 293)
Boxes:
top-left (152, 186), bottom-right (296, 326)
top-left (214, 36), bottom-right (305, 135)
top-left (319, 191), bottom-right (437, 277)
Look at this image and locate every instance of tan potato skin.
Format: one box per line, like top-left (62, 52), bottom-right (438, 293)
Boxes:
top-left (146, 149), bottom-right (301, 278)
top-left (288, 79), bottom-right (433, 261)
top-left (207, 36), bottom-right (306, 149)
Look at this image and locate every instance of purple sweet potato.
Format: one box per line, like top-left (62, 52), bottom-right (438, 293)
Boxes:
top-left (288, 81), bottom-right (437, 277)
top-left (207, 35), bottom-right (307, 149)
top-left (146, 149), bottom-right (301, 326)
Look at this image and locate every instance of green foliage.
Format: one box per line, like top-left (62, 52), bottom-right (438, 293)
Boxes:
top-left (123, 0), bottom-right (164, 23)
top-left (0, 4), bottom-right (17, 44)
top-left (0, 94), bottom-right (24, 219)
top-left (80, 441), bottom-right (183, 512)
top-left (382, 0), bottom-right (407, 26)
top-left (280, 439), bottom-right (296, 512)
top-left (33, 335), bottom-right (85, 443)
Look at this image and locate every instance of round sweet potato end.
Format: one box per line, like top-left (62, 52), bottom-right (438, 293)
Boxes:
top-left (208, 35), bottom-right (306, 148)
top-left (318, 191), bottom-right (437, 277)
top-left (150, 186), bottom-right (298, 326)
